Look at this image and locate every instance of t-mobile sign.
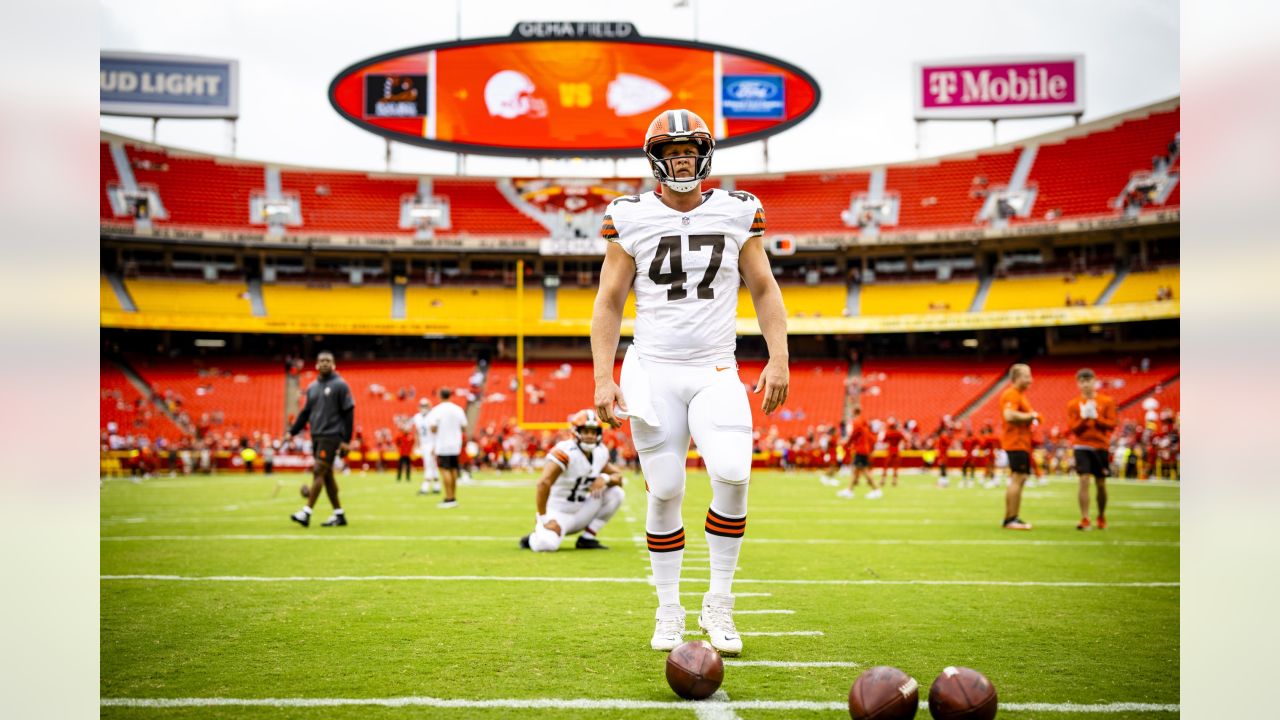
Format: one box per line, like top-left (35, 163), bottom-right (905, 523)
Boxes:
top-left (913, 55), bottom-right (1084, 120)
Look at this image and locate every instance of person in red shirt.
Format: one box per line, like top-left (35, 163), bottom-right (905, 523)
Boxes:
top-left (961, 429), bottom-right (980, 487)
top-left (838, 407), bottom-right (882, 499)
top-left (880, 419), bottom-right (905, 487)
top-left (979, 425), bottom-right (1000, 486)
top-left (1066, 368), bottom-right (1117, 530)
top-left (394, 424), bottom-right (416, 482)
top-left (999, 363), bottom-right (1039, 530)
top-left (935, 421), bottom-right (954, 488)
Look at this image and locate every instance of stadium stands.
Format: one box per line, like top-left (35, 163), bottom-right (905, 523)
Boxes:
top-left (1022, 108), bottom-right (1180, 220)
top-left (101, 100), bottom-right (1179, 238)
top-left (101, 362), bottom-right (179, 442)
top-left (556, 288), bottom-right (638, 320)
top-left (431, 179), bottom-right (546, 237)
top-left (738, 360), bottom-right (848, 437)
top-left (101, 275), bottom-right (124, 312)
top-left (858, 358), bottom-right (1011, 427)
top-left (983, 272), bottom-right (1114, 311)
top-left (858, 280), bottom-right (978, 316)
top-left (126, 278), bottom-right (255, 317)
top-left (766, 284), bottom-right (849, 318)
top-left (262, 284), bottom-right (391, 319)
top-left (101, 143), bottom-right (119, 219)
top-left (1121, 378), bottom-right (1180, 424)
top-left (127, 358), bottom-right (287, 439)
top-left (732, 171), bottom-right (871, 234)
top-left (126, 144), bottom-right (262, 229)
top-left (887, 150), bottom-right (1020, 229)
top-left (279, 170), bottom-right (416, 235)
top-left (309, 360), bottom-right (477, 439)
top-left (965, 354), bottom-right (1179, 433)
top-left (1108, 266), bottom-right (1179, 305)
top-left (404, 286), bottom-right (540, 322)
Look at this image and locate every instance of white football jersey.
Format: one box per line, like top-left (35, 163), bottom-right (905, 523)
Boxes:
top-left (602, 188), bottom-right (766, 364)
top-left (425, 401), bottom-right (468, 456)
top-left (545, 439), bottom-right (610, 506)
top-left (411, 411), bottom-right (435, 449)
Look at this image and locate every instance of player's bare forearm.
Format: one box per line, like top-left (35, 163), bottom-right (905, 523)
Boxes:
top-left (535, 465), bottom-right (558, 516)
top-left (591, 243), bottom-right (634, 427)
top-left (590, 305), bottom-right (622, 382)
top-left (740, 237), bottom-right (790, 413)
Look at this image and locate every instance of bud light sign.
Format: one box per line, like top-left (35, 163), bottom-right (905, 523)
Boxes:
top-left (913, 55), bottom-right (1084, 120)
top-left (722, 75), bottom-right (784, 119)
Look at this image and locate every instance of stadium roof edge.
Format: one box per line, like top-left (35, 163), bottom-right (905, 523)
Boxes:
top-left (99, 96), bottom-right (1179, 180)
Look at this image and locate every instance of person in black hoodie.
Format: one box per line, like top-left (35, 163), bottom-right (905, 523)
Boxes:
top-left (285, 351), bottom-right (355, 527)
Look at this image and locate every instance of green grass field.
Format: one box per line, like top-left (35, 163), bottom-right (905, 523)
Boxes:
top-left (101, 468), bottom-right (1179, 719)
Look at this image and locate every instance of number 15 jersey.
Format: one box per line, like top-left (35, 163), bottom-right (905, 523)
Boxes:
top-left (601, 188), bottom-right (766, 364)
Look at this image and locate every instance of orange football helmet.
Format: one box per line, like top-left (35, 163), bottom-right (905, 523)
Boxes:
top-left (643, 109), bottom-right (715, 192)
top-left (569, 409), bottom-right (603, 450)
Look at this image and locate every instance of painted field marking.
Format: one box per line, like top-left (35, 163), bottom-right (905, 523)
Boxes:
top-left (685, 630), bottom-right (823, 637)
top-left (681, 591), bottom-right (771, 598)
top-left (100, 574), bottom-right (1178, 588)
top-left (99, 534), bottom-right (1176, 548)
top-left (686, 609), bottom-right (793, 615)
top-left (100, 697), bottom-right (1179, 713)
top-left (724, 660), bottom-right (859, 668)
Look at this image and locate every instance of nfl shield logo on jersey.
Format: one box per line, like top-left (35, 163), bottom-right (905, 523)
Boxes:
top-left (681, 216), bottom-right (691, 226)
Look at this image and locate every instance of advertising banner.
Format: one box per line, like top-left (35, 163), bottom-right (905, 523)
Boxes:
top-left (913, 55), bottom-right (1084, 120)
top-left (329, 23), bottom-right (820, 157)
top-left (101, 52), bottom-right (239, 118)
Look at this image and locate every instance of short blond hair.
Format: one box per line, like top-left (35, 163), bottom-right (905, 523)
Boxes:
top-left (1009, 363), bottom-right (1031, 381)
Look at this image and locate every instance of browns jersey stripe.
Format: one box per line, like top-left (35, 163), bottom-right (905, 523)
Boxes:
top-left (551, 449), bottom-right (569, 464)
top-left (749, 208), bottom-right (766, 235)
top-left (600, 214), bottom-right (619, 240)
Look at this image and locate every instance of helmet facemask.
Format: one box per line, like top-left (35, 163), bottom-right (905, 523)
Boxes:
top-left (645, 136), bottom-right (714, 193)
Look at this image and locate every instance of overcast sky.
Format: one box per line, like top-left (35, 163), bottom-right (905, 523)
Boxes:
top-left (99, 0), bottom-right (1179, 177)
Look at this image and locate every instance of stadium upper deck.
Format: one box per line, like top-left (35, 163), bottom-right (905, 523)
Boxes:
top-left (101, 99), bottom-right (1178, 244)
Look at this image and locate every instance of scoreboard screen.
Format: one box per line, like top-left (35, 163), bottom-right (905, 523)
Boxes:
top-left (328, 23), bottom-right (820, 157)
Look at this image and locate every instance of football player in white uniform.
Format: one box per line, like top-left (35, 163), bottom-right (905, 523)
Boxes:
top-left (591, 109), bottom-right (790, 656)
top-left (410, 398), bottom-right (441, 495)
top-left (521, 410), bottom-right (626, 552)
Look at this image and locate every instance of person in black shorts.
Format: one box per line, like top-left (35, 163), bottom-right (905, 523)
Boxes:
top-left (285, 351), bottom-right (355, 527)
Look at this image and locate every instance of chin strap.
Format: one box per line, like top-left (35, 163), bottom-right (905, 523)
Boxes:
top-left (663, 179), bottom-right (699, 193)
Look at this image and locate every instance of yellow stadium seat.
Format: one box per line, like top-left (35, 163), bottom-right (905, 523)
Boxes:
top-left (263, 284), bottom-right (390, 319)
top-left (556, 287), bottom-right (637, 320)
top-left (101, 276), bottom-right (123, 312)
top-left (1108, 267), bottom-right (1179, 305)
top-left (127, 278), bottom-right (254, 316)
top-left (983, 273), bottom-right (1114, 311)
top-left (404, 286), bottom-right (541, 321)
top-left (737, 284), bottom-right (847, 319)
top-left (860, 281), bottom-right (977, 316)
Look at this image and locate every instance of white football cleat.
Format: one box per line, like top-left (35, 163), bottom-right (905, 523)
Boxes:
top-left (651, 604), bottom-right (685, 651)
top-left (837, 488), bottom-right (855, 499)
top-left (866, 489), bottom-right (884, 500)
top-left (698, 592), bottom-right (743, 656)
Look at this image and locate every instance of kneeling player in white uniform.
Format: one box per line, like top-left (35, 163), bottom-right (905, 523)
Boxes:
top-left (521, 410), bottom-right (626, 552)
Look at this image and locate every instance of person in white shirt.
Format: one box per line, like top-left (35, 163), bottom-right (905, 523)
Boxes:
top-left (591, 109), bottom-right (790, 657)
top-left (425, 387), bottom-right (468, 508)
top-left (521, 410), bottom-right (626, 552)
top-left (411, 398), bottom-right (441, 495)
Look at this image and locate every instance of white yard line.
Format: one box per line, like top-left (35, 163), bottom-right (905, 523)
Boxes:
top-left (681, 591), bottom-right (771, 597)
top-left (99, 697), bottom-right (1179, 713)
top-left (724, 660), bottom-right (859, 668)
top-left (694, 689), bottom-right (740, 720)
top-left (686, 609), bottom-right (792, 615)
top-left (100, 574), bottom-right (1179, 588)
top-left (684, 630), bottom-right (823, 637)
top-left (99, 534), bottom-right (1176, 548)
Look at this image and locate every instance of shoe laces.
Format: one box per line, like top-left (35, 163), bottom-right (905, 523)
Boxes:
top-left (702, 599), bottom-right (736, 633)
top-left (655, 605), bottom-right (684, 636)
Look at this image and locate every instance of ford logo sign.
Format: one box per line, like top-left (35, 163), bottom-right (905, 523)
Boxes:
top-left (727, 79), bottom-right (778, 100)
